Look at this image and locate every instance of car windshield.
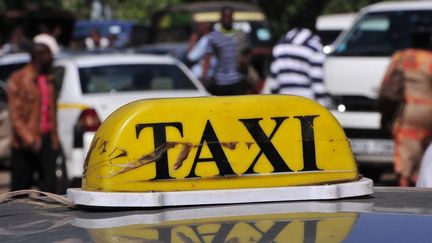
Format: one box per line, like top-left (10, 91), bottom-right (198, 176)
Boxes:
top-left (78, 64), bottom-right (197, 94)
top-left (332, 10), bottom-right (432, 56)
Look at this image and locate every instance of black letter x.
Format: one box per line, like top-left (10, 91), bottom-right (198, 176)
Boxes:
top-left (239, 117), bottom-right (292, 174)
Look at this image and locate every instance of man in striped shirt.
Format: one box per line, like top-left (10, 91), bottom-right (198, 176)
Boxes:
top-left (263, 28), bottom-right (332, 107)
top-left (201, 6), bottom-right (251, 96)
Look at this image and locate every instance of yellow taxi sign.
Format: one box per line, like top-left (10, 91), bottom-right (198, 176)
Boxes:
top-left (68, 95), bottom-right (373, 207)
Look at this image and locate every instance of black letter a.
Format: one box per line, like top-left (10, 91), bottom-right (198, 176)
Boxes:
top-left (186, 120), bottom-right (235, 178)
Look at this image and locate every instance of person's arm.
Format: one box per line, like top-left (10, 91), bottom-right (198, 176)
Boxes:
top-left (379, 51), bottom-right (404, 99)
top-left (237, 32), bottom-right (252, 73)
top-left (49, 75), bottom-right (60, 150)
top-left (200, 53), bottom-right (211, 87)
top-left (187, 36), bottom-right (208, 63)
top-left (377, 52), bottom-right (404, 129)
top-left (200, 34), bottom-right (214, 87)
top-left (186, 32), bottom-right (199, 53)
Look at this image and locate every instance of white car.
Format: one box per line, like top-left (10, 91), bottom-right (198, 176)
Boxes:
top-left (53, 53), bottom-right (209, 182)
top-left (325, 1), bottom-right (432, 173)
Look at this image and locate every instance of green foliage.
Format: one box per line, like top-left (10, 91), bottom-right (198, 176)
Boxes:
top-left (109, 0), bottom-right (182, 22)
top-left (323, 0), bottom-right (381, 14)
top-left (254, 0), bottom-right (390, 40)
top-left (0, 0), bottom-right (392, 40)
top-left (61, 0), bottom-right (90, 19)
top-left (61, 0), bottom-right (181, 22)
top-left (256, 0), bottom-right (329, 39)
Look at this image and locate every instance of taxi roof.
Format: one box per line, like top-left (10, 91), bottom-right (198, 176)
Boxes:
top-left (55, 53), bottom-right (178, 67)
top-left (1, 187), bottom-right (432, 242)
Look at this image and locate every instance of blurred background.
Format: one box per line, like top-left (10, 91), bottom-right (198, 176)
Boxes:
top-left (0, 0), bottom-right (413, 192)
top-left (0, 0), bottom-right (383, 50)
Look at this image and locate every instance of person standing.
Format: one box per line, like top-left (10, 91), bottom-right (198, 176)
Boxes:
top-left (377, 25), bottom-right (432, 187)
top-left (1, 26), bottom-right (31, 54)
top-left (201, 6), bottom-right (251, 96)
top-left (263, 27), bottom-right (332, 108)
top-left (85, 28), bottom-right (109, 51)
top-left (7, 43), bottom-right (61, 193)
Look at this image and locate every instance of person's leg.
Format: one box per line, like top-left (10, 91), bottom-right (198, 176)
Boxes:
top-left (11, 148), bottom-right (35, 191)
top-left (37, 134), bottom-right (57, 192)
top-left (394, 135), bottom-right (423, 186)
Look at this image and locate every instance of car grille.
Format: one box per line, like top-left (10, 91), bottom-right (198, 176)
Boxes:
top-left (333, 95), bottom-right (377, 112)
top-left (332, 95), bottom-right (392, 139)
top-left (344, 128), bottom-right (392, 139)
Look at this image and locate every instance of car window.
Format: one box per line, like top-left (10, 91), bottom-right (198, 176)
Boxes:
top-left (0, 63), bottom-right (26, 82)
top-left (78, 64), bottom-right (197, 94)
top-left (317, 30), bottom-right (343, 46)
top-left (333, 10), bottom-right (432, 56)
top-left (53, 66), bottom-right (65, 98)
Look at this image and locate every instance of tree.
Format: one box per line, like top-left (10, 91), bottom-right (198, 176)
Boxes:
top-left (0, 0), bottom-right (391, 43)
top-left (247, 0), bottom-right (326, 39)
top-left (323, 0), bottom-right (383, 14)
top-left (254, 0), bottom-right (388, 39)
top-left (61, 0), bottom-right (182, 22)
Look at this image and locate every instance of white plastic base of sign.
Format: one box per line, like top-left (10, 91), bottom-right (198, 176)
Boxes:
top-left (67, 178), bottom-right (374, 207)
top-left (72, 201), bottom-right (374, 228)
